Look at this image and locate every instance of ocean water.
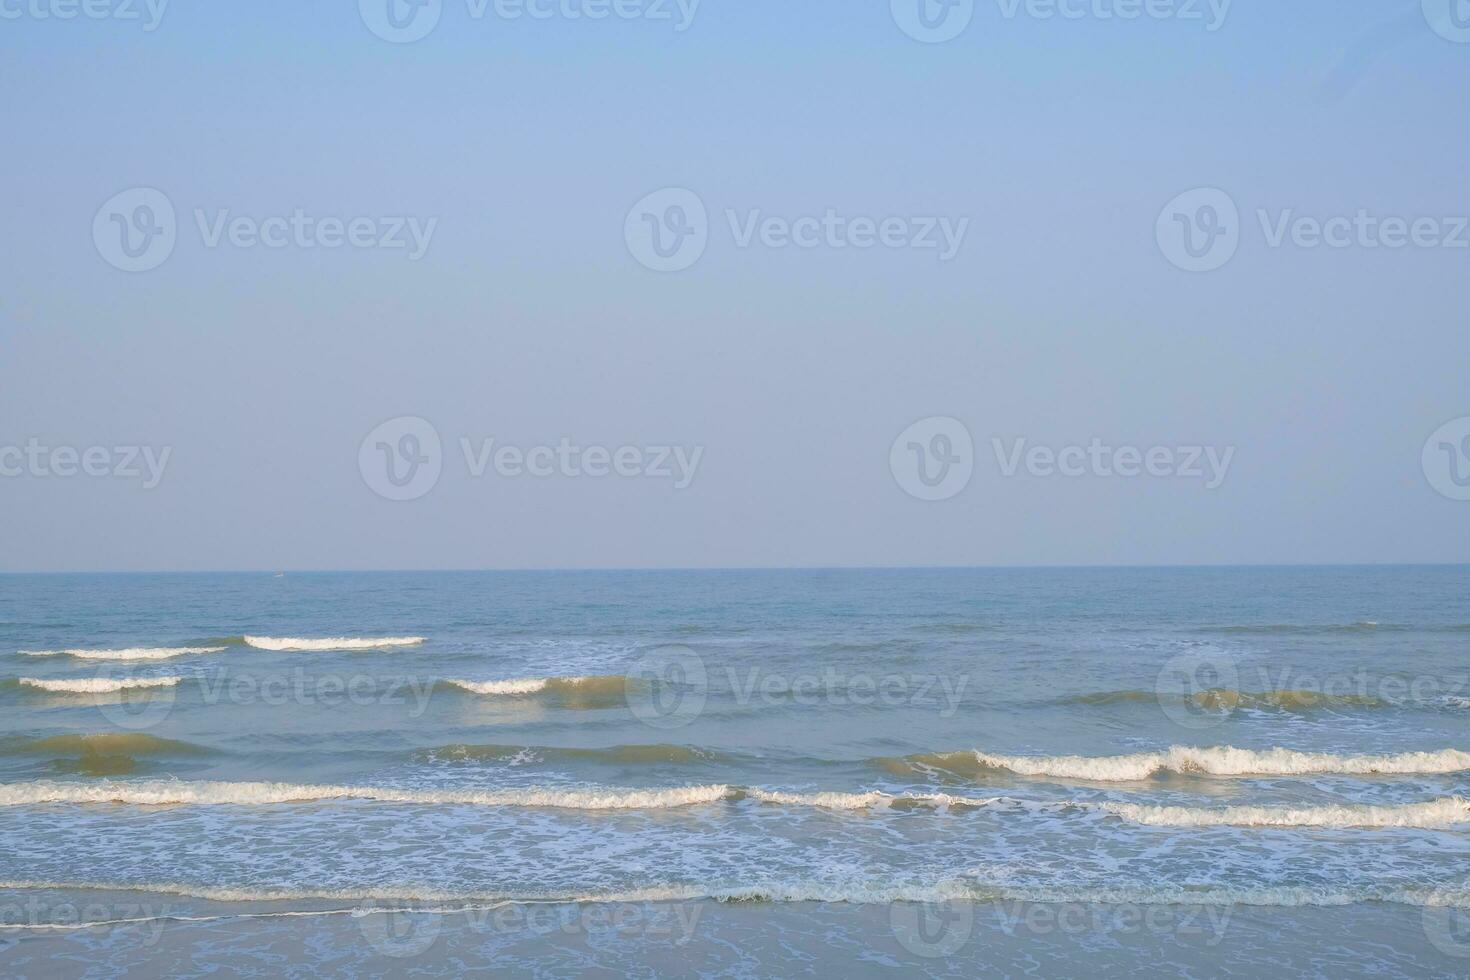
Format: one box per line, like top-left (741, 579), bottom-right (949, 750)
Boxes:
top-left (2, 566), bottom-right (1469, 977)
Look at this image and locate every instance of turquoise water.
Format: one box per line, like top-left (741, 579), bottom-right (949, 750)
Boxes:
top-left (2, 567), bottom-right (1470, 976)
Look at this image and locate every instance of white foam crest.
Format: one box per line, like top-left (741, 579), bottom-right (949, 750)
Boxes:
top-left (743, 788), bottom-right (895, 809)
top-left (242, 636), bottom-right (424, 651)
top-left (743, 788), bottom-right (1004, 811)
top-left (0, 779), bottom-right (731, 810)
top-left (19, 647), bottom-right (224, 661)
top-left (18, 677), bottom-right (182, 694)
top-left (1107, 796), bottom-right (1470, 828)
top-left (5, 878), bottom-right (1470, 910)
top-left (993, 883), bottom-right (1470, 909)
top-left (443, 677), bottom-right (552, 695)
top-left (971, 746), bottom-right (1470, 780)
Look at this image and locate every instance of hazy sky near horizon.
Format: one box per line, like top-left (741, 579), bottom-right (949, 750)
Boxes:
top-left (2, 1), bottom-right (1467, 571)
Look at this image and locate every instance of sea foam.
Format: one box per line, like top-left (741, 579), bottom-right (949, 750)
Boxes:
top-left (18, 677), bottom-right (182, 694)
top-left (0, 779), bottom-right (731, 810)
top-left (439, 675), bottom-right (625, 696)
top-left (906, 746), bottom-right (1470, 781)
top-left (242, 636), bottom-right (425, 651)
top-left (19, 647), bottom-right (224, 661)
top-left (4, 878), bottom-right (1470, 910)
top-left (1106, 796), bottom-right (1470, 828)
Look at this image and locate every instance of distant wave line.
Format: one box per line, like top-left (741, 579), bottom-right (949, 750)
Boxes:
top-left (17, 677), bottom-right (182, 694)
top-left (18, 647), bottom-right (225, 661)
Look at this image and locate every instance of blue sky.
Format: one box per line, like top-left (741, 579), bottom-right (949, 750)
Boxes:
top-left (2, 1), bottom-right (1467, 570)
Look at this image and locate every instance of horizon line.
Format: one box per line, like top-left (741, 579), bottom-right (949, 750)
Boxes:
top-left (2, 562), bottom-right (1467, 576)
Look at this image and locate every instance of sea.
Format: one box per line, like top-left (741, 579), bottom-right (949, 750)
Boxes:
top-left (1, 566), bottom-right (1468, 977)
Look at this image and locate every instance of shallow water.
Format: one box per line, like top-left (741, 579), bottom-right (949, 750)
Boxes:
top-left (1, 567), bottom-right (1468, 975)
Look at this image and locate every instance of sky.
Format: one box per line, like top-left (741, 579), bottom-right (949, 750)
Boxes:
top-left (1, 0), bottom-right (1467, 571)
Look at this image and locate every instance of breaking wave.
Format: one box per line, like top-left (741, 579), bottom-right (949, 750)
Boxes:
top-left (18, 647), bottom-right (224, 661)
top-left (0, 779), bottom-right (733, 810)
top-left (18, 677), bottom-right (182, 694)
top-left (736, 788), bottom-right (1005, 811)
top-left (0, 779), bottom-right (1051, 814)
top-left (437, 675), bottom-right (628, 697)
top-left (241, 636), bottom-right (425, 651)
top-left (888, 746), bottom-right (1470, 781)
